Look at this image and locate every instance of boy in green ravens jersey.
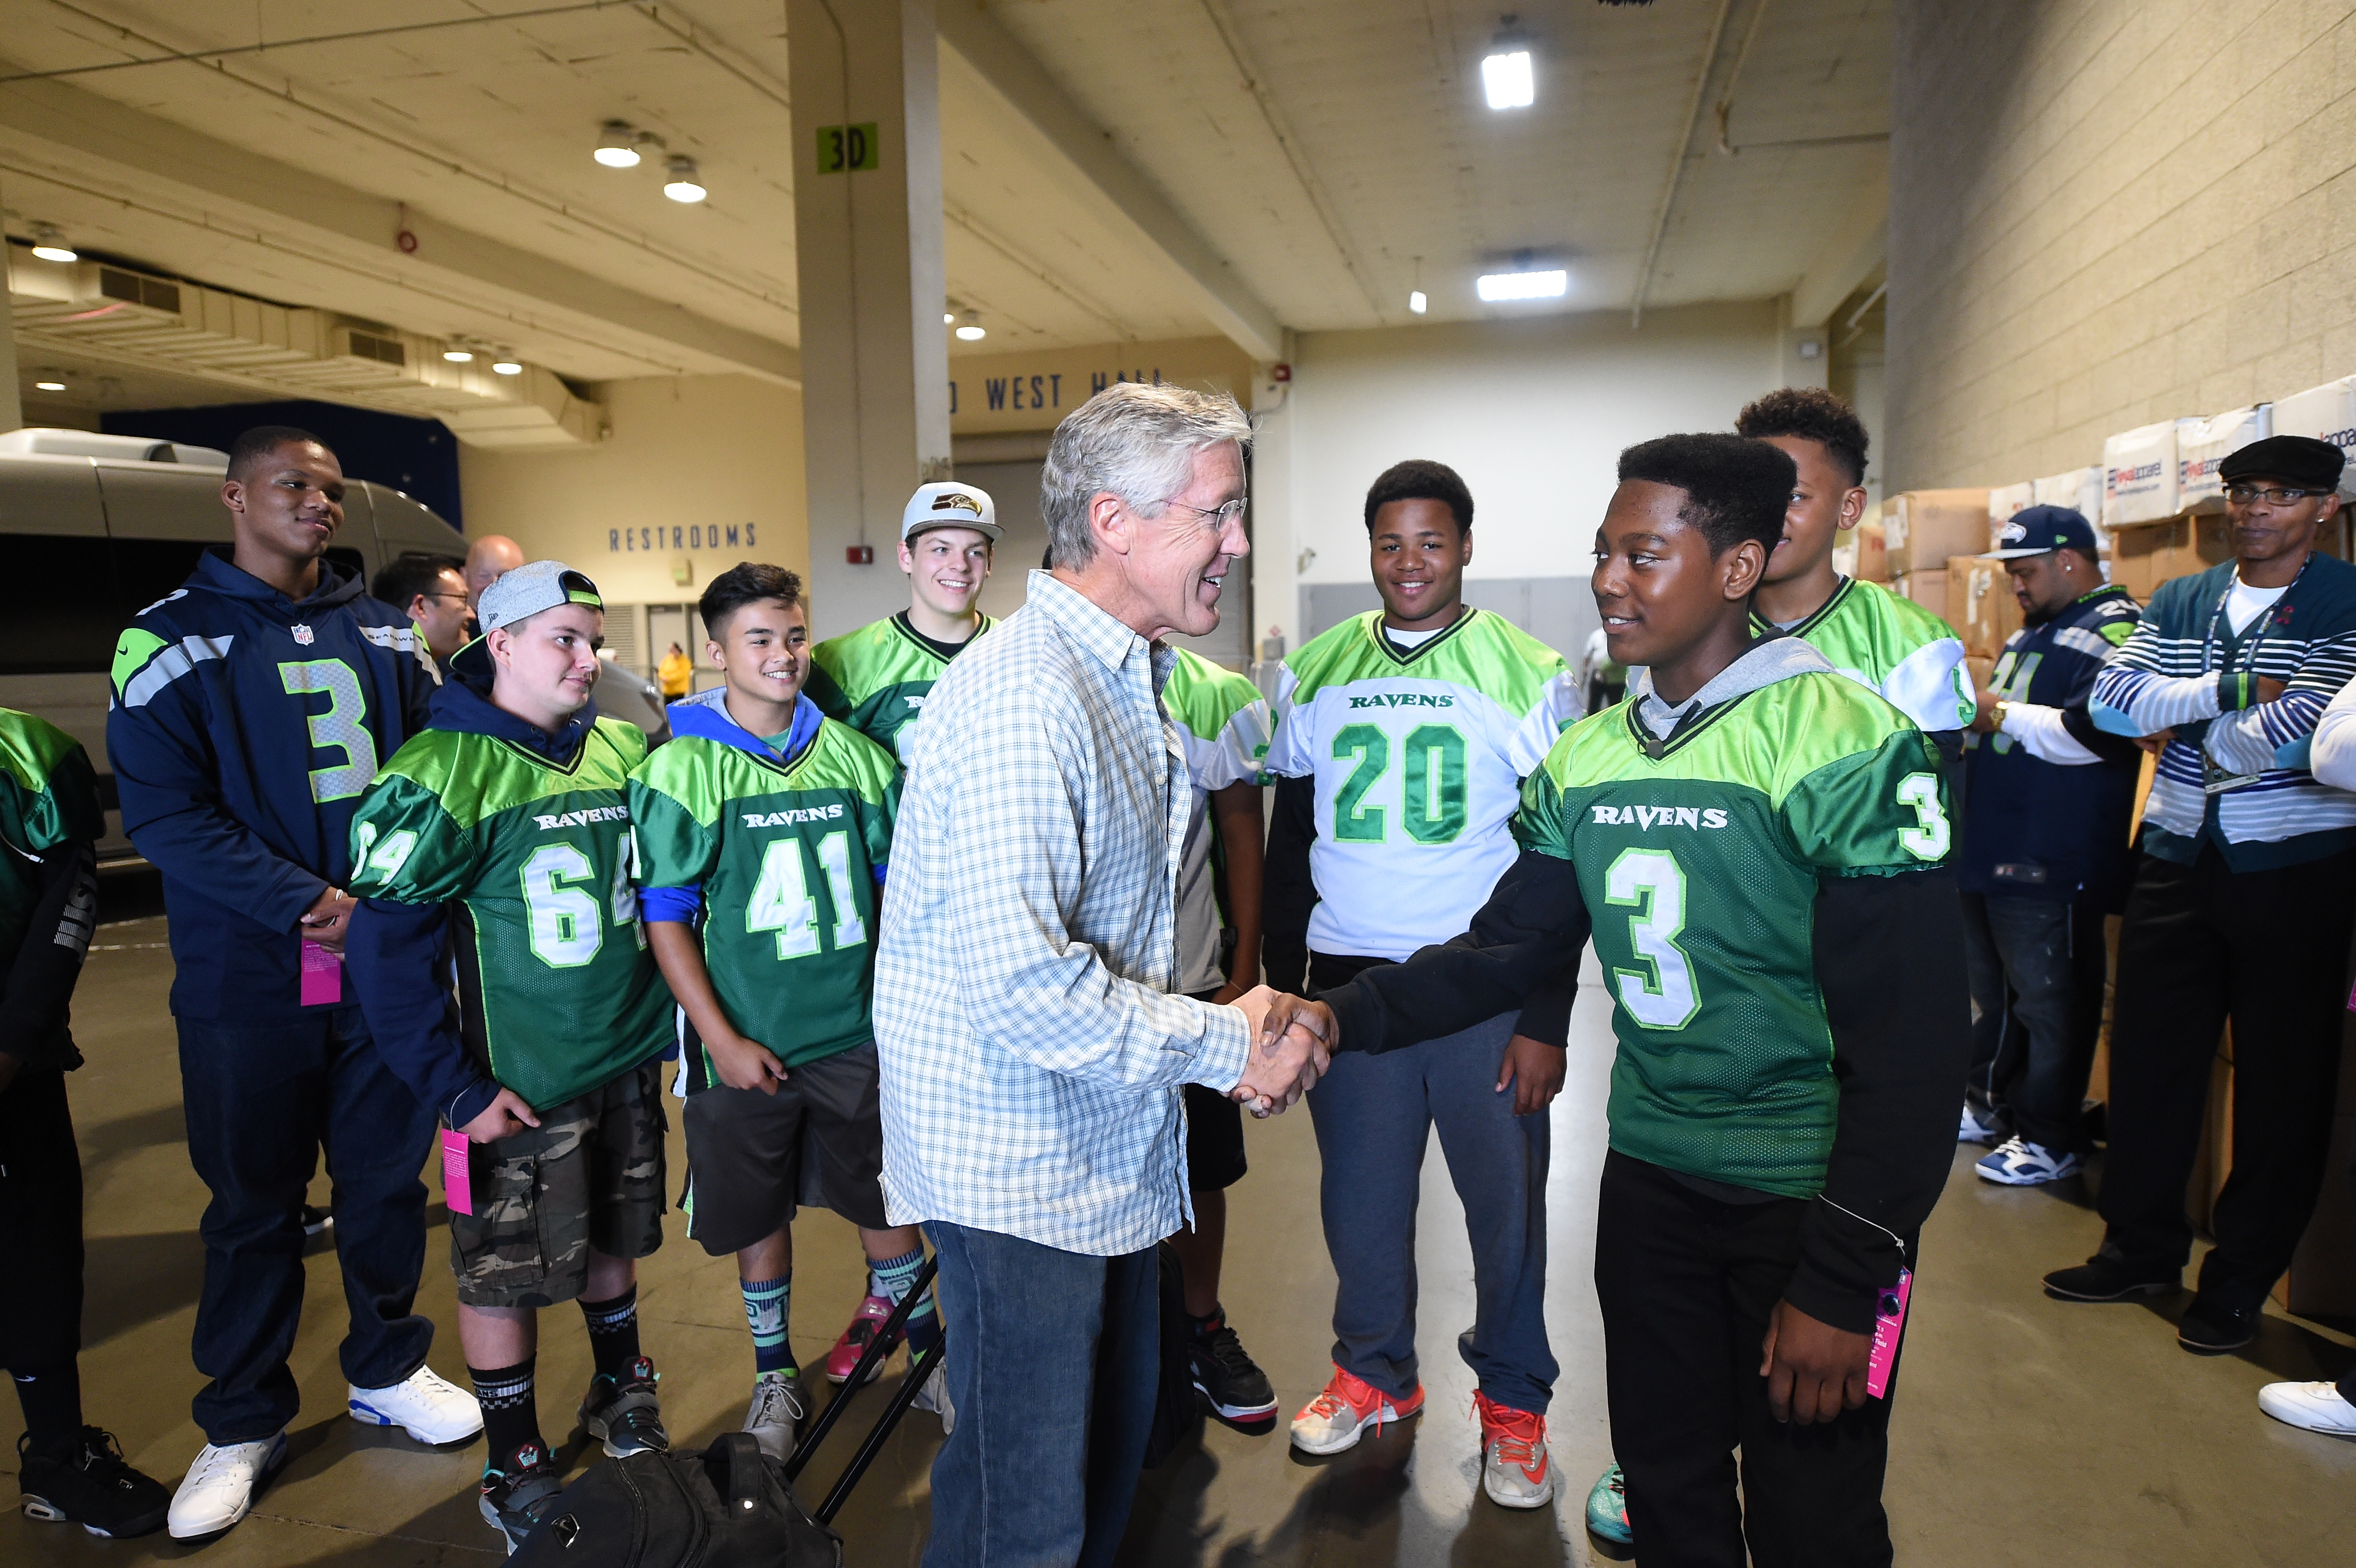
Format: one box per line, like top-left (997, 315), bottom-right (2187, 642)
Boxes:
top-left (805, 481), bottom-right (1000, 762)
top-left (629, 563), bottom-right (945, 1462)
top-left (343, 562), bottom-right (676, 1553)
top-left (1265, 435), bottom-right (1969, 1566)
top-left (1263, 460), bottom-right (1579, 1507)
top-left (1738, 388), bottom-right (1975, 747)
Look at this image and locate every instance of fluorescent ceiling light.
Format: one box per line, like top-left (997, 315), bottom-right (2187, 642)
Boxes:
top-left (944, 312), bottom-right (956, 325)
top-left (955, 325), bottom-right (987, 341)
top-left (1482, 49), bottom-right (1534, 110)
top-left (491, 358), bottom-right (523, 376)
top-left (443, 348), bottom-right (474, 362)
top-left (1409, 290), bottom-right (1428, 315)
top-left (595, 120), bottom-right (641, 168)
top-left (29, 224), bottom-right (75, 263)
top-left (1476, 268), bottom-right (1566, 302)
top-left (30, 244), bottom-right (76, 263)
top-left (33, 380), bottom-right (64, 391)
top-left (664, 156), bottom-right (706, 203)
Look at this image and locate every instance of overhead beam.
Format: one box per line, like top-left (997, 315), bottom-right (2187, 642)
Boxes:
top-left (1790, 171), bottom-right (1889, 329)
top-left (936, 2), bottom-right (1286, 363)
top-left (0, 65), bottom-right (802, 385)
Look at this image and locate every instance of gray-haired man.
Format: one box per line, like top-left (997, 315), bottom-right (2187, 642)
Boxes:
top-left (874, 382), bottom-right (1325, 1565)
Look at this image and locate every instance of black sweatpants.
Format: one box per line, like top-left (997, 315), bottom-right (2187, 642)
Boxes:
top-left (2097, 845), bottom-right (2356, 1306)
top-left (1595, 1152), bottom-right (1903, 1568)
top-left (0, 1067), bottom-right (86, 1375)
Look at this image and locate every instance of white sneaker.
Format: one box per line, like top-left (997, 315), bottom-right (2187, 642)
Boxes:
top-left (166, 1432), bottom-right (287, 1539)
top-left (742, 1371), bottom-right (807, 1463)
top-left (349, 1365), bottom-right (484, 1445)
top-left (1475, 1392), bottom-right (1556, 1509)
top-left (1975, 1136), bottom-right (2081, 1187)
top-left (1959, 1100), bottom-right (2008, 1144)
top-left (912, 1358), bottom-right (956, 1437)
top-left (2258, 1380), bottom-right (2356, 1435)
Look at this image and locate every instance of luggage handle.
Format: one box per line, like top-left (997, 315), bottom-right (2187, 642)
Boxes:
top-left (816, 1336), bottom-right (946, 1526)
top-left (714, 1431), bottom-right (768, 1514)
top-left (784, 1253), bottom-right (938, 1483)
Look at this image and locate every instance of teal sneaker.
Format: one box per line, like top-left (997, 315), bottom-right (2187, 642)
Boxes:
top-left (1584, 1463), bottom-right (1633, 1558)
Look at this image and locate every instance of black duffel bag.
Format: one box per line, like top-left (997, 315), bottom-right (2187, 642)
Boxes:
top-left (510, 1432), bottom-right (841, 1568)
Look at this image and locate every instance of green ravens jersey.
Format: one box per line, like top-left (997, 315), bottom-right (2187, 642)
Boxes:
top-left (628, 716), bottom-right (898, 1078)
top-left (0, 710), bottom-right (101, 1058)
top-left (806, 611), bottom-right (996, 760)
top-left (1162, 647), bottom-right (1273, 995)
top-left (1514, 667), bottom-right (1952, 1197)
top-left (1268, 609), bottom-right (1577, 960)
top-left (347, 717), bottom-right (672, 1112)
top-left (1754, 576), bottom-right (1974, 732)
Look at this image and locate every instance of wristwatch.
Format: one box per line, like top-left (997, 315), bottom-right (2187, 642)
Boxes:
top-left (1992, 699), bottom-right (2012, 733)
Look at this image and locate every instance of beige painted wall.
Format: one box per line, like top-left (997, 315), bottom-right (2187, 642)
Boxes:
top-left (1887, 0), bottom-right (2356, 492)
top-left (458, 374), bottom-right (807, 604)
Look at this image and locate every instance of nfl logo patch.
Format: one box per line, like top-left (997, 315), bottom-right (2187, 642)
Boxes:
top-left (292, 623), bottom-right (315, 645)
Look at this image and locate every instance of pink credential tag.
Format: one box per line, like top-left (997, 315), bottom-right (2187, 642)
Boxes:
top-left (1866, 1267), bottom-right (1911, 1399)
top-left (441, 1130), bottom-right (475, 1217)
top-left (299, 939), bottom-right (343, 1007)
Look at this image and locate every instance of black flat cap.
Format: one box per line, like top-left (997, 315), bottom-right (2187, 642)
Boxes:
top-left (2218, 434), bottom-right (2345, 490)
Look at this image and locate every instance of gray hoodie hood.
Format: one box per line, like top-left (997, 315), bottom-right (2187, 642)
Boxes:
top-left (1628, 634), bottom-right (1835, 740)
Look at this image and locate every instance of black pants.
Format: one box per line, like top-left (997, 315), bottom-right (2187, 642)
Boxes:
top-left (1594, 1152), bottom-right (1901, 1568)
top-left (0, 1067), bottom-right (84, 1375)
top-left (176, 1005), bottom-right (438, 1442)
top-left (1961, 893), bottom-right (2108, 1152)
top-left (2098, 845), bottom-right (2356, 1305)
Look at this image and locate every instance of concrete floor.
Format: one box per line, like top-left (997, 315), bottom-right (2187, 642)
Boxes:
top-left (7, 903), bottom-right (2356, 1567)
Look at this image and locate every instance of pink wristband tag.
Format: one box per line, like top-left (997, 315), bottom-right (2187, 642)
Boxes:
top-left (1866, 1267), bottom-right (1911, 1399)
top-left (299, 939), bottom-right (343, 1007)
top-left (440, 1130), bottom-right (474, 1217)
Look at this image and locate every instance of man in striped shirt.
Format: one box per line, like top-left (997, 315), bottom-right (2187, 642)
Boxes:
top-left (2043, 435), bottom-right (2356, 1356)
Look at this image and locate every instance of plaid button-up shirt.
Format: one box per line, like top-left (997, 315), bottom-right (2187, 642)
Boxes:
top-left (874, 571), bottom-right (1252, 1255)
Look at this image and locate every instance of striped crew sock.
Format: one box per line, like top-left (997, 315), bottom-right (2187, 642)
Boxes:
top-left (870, 1247), bottom-right (939, 1355)
top-left (741, 1275), bottom-right (796, 1375)
top-left (579, 1288), bottom-right (642, 1383)
top-left (470, 1357), bottom-right (544, 1462)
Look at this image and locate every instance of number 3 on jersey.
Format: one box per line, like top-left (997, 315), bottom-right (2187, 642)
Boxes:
top-left (1605, 847), bottom-right (1700, 1030)
top-left (748, 832), bottom-right (868, 960)
top-left (1896, 772), bottom-right (1950, 860)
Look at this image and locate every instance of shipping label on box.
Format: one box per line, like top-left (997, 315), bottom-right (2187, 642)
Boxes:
top-left (1885, 489), bottom-right (1992, 577)
top-left (2178, 404), bottom-right (2271, 512)
top-left (2269, 376), bottom-right (2356, 499)
top-left (2104, 421), bottom-right (2180, 525)
top-left (1987, 481), bottom-right (2035, 548)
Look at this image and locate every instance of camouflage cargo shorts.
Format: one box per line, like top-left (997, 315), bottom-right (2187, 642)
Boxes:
top-left (449, 1058), bottom-right (668, 1308)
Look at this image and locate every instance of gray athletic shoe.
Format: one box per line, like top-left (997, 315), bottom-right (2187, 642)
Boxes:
top-left (742, 1371), bottom-right (807, 1463)
top-left (912, 1359), bottom-right (955, 1437)
top-left (578, 1357), bottom-right (669, 1459)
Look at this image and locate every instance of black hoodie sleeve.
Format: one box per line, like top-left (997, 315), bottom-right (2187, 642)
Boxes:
top-left (1782, 865), bottom-right (1972, 1333)
top-left (0, 839), bottom-right (98, 1071)
top-left (344, 897), bottom-right (501, 1130)
top-left (1324, 850), bottom-right (1592, 1055)
top-left (1261, 774), bottom-right (1318, 994)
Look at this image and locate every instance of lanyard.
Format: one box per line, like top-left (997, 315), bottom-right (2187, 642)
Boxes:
top-left (2198, 552), bottom-right (2309, 675)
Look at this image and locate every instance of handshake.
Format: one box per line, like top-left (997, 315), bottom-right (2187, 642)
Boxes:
top-left (1224, 987), bottom-right (1340, 1119)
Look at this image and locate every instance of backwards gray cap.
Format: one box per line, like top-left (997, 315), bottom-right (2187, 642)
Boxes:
top-left (476, 559), bottom-right (604, 634)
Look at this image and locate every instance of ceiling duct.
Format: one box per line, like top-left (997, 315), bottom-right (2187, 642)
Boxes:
top-left (9, 247), bottom-right (604, 448)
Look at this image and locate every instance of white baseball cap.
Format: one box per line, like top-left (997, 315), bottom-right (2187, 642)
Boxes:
top-left (901, 481), bottom-right (1001, 543)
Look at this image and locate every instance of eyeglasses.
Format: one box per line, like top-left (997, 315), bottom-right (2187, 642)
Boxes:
top-left (1158, 497), bottom-right (1249, 527)
top-left (2225, 484), bottom-right (2331, 506)
top-left (422, 591), bottom-right (469, 605)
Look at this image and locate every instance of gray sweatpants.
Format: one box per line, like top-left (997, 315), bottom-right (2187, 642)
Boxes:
top-left (1306, 1011), bottom-right (1557, 1415)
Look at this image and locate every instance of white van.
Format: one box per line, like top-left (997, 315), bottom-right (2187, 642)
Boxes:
top-left (0, 428), bottom-right (663, 864)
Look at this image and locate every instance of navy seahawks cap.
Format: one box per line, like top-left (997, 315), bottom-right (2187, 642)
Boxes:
top-left (1985, 505), bottom-right (2099, 560)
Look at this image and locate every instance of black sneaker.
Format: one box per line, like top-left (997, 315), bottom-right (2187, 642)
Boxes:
top-left (2042, 1253), bottom-right (2180, 1302)
top-left (578, 1356), bottom-right (669, 1458)
top-left (301, 1204), bottom-right (334, 1237)
top-left (479, 1442), bottom-right (566, 1553)
top-left (2177, 1295), bottom-right (2260, 1355)
top-left (1188, 1309), bottom-right (1278, 1432)
top-left (17, 1428), bottom-right (171, 1538)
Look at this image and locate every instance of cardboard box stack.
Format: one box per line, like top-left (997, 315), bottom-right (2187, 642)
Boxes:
top-left (2272, 375), bottom-right (2356, 501)
top-left (1952, 555), bottom-right (2024, 662)
top-left (1987, 481), bottom-right (2035, 548)
top-left (1852, 513), bottom-right (1888, 581)
top-left (2108, 512), bottom-right (2233, 602)
top-left (2104, 421), bottom-right (2182, 528)
top-left (2177, 404), bottom-right (2270, 512)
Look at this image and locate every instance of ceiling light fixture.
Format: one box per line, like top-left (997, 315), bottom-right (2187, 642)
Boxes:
top-left (1409, 290), bottom-right (1428, 315)
top-left (443, 344), bottom-right (474, 362)
top-left (1476, 267), bottom-right (1567, 302)
top-left (944, 312), bottom-right (956, 325)
top-left (491, 352), bottom-right (523, 375)
top-left (1482, 18), bottom-right (1535, 110)
top-left (28, 224), bottom-right (76, 263)
top-left (663, 155), bottom-right (707, 203)
top-left (594, 120), bottom-right (642, 168)
top-left (954, 310), bottom-right (986, 342)
top-left (33, 379), bottom-right (64, 392)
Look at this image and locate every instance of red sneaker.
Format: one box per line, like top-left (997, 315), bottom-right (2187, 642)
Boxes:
top-left (824, 1294), bottom-right (901, 1385)
top-left (1473, 1391), bottom-right (1555, 1509)
top-left (1287, 1364), bottom-right (1424, 1455)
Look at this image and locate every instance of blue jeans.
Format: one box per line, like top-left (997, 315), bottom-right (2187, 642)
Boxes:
top-left (923, 1221), bottom-right (1158, 1568)
top-left (1960, 894), bottom-right (2105, 1153)
top-left (177, 1005), bottom-right (438, 1443)
top-left (1305, 1010), bottom-right (1556, 1414)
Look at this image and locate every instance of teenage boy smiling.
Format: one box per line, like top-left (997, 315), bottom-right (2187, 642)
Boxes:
top-left (628, 564), bottom-right (944, 1458)
top-left (1263, 434), bottom-right (1969, 1567)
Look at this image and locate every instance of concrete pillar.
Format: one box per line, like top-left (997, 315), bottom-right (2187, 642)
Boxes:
top-left (0, 181), bottom-right (25, 433)
top-left (788, 0), bottom-right (951, 637)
